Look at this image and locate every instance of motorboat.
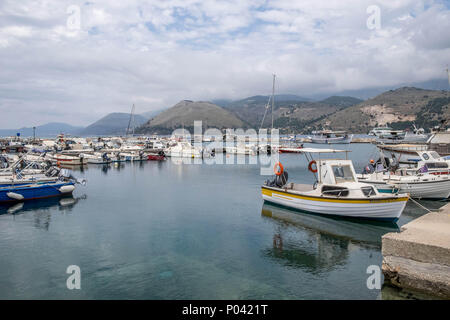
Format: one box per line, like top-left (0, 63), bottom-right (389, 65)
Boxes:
top-left (50, 153), bottom-right (88, 165)
top-left (309, 131), bottom-right (353, 144)
top-left (357, 169), bottom-right (450, 200)
top-left (369, 126), bottom-right (394, 136)
top-left (147, 151), bottom-right (166, 161)
top-left (84, 152), bottom-right (112, 164)
top-left (0, 167), bottom-right (85, 204)
top-left (378, 144), bottom-right (429, 164)
top-left (261, 148), bottom-right (409, 221)
top-left (165, 141), bottom-right (204, 158)
top-left (0, 181), bottom-right (76, 203)
top-left (278, 144), bottom-right (304, 153)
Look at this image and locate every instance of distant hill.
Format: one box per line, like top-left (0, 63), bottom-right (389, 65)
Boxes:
top-left (138, 100), bottom-right (245, 134)
top-left (318, 96), bottom-right (363, 108)
top-left (221, 94), bottom-right (361, 130)
top-left (80, 112), bottom-right (148, 136)
top-left (310, 87), bottom-right (450, 133)
top-left (140, 108), bottom-right (166, 119)
top-left (0, 122), bottom-right (83, 137)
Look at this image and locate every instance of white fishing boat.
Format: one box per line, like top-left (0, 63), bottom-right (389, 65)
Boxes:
top-left (261, 148), bottom-right (409, 221)
top-left (225, 145), bottom-right (258, 155)
top-left (50, 153), bottom-right (88, 165)
top-left (309, 131), bottom-right (353, 144)
top-left (165, 141), bottom-right (204, 158)
top-left (368, 126), bottom-right (394, 137)
top-left (83, 152), bottom-right (112, 164)
top-left (357, 171), bottom-right (450, 200)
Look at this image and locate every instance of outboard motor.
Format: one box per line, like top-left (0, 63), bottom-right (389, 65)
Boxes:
top-left (102, 152), bottom-right (110, 161)
top-left (45, 166), bottom-right (61, 177)
top-left (265, 170), bottom-right (289, 188)
top-left (0, 155), bottom-right (8, 168)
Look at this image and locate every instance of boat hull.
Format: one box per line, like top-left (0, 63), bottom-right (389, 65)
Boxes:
top-left (360, 178), bottom-right (450, 200)
top-left (310, 135), bottom-right (353, 144)
top-left (147, 155), bottom-right (165, 161)
top-left (0, 182), bottom-right (75, 203)
top-left (261, 186), bottom-right (407, 221)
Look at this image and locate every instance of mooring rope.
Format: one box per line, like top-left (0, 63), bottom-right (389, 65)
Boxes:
top-left (408, 196), bottom-right (434, 213)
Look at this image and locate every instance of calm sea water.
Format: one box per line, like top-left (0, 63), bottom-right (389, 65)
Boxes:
top-left (0, 143), bottom-right (444, 299)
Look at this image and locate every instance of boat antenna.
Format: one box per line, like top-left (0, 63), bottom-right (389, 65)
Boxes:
top-left (126, 103), bottom-right (135, 137)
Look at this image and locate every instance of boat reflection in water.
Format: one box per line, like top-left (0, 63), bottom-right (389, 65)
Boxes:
top-left (261, 203), bottom-right (399, 272)
top-left (0, 194), bottom-right (87, 228)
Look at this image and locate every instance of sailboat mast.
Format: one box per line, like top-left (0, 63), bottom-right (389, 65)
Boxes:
top-left (271, 74), bottom-right (276, 130)
top-left (447, 64), bottom-right (450, 92)
top-left (126, 103), bottom-right (135, 137)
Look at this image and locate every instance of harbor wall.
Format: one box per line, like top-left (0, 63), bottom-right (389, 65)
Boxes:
top-left (382, 203), bottom-right (450, 298)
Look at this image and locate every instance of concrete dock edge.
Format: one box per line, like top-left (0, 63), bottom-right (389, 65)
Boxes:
top-left (382, 202), bottom-right (450, 299)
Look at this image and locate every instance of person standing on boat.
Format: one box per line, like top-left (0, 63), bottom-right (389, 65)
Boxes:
top-left (362, 159), bottom-right (376, 174)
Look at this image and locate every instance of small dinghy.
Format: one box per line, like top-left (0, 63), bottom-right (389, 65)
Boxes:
top-left (261, 148), bottom-right (409, 221)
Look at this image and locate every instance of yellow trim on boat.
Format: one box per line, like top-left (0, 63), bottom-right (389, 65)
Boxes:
top-left (261, 187), bottom-right (408, 204)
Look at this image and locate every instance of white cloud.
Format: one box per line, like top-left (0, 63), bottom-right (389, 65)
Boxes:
top-left (0, 0), bottom-right (449, 128)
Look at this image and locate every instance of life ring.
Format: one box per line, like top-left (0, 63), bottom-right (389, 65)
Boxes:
top-left (308, 160), bottom-right (318, 173)
top-left (274, 162), bottom-right (284, 176)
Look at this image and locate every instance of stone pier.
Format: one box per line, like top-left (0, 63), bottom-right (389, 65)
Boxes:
top-left (382, 203), bottom-right (450, 299)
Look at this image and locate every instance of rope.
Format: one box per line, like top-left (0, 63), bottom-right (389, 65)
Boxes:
top-left (408, 196), bottom-right (434, 213)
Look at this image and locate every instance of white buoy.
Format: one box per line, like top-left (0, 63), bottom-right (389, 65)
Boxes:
top-left (6, 192), bottom-right (24, 200)
top-left (59, 185), bottom-right (75, 194)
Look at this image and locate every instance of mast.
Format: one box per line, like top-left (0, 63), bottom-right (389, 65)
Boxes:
top-left (126, 103), bottom-right (135, 137)
top-left (271, 74), bottom-right (276, 130)
top-left (447, 64), bottom-right (450, 92)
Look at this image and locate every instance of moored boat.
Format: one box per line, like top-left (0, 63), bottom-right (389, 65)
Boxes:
top-left (357, 171), bottom-right (450, 200)
top-left (261, 148), bottom-right (409, 221)
top-left (0, 181), bottom-right (76, 203)
top-left (309, 131), bottom-right (353, 144)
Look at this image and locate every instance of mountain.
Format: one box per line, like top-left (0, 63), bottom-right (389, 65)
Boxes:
top-left (306, 78), bottom-right (450, 100)
top-left (222, 95), bottom-right (310, 128)
top-left (138, 100), bottom-right (245, 134)
top-left (222, 94), bottom-right (361, 130)
top-left (140, 108), bottom-right (166, 119)
top-left (80, 112), bottom-right (148, 136)
top-left (0, 122), bottom-right (83, 137)
top-left (318, 96), bottom-right (363, 108)
top-left (309, 87), bottom-right (450, 133)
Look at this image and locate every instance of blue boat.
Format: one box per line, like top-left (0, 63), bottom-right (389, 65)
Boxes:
top-left (0, 181), bottom-right (75, 203)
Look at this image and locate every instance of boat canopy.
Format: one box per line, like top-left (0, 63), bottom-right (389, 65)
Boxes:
top-left (299, 148), bottom-right (349, 153)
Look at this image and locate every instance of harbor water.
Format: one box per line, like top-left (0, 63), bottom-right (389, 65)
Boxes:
top-left (0, 143), bottom-right (442, 299)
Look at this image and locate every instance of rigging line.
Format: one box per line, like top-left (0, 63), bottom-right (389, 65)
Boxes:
top-left (260, 95), bottom-right (272, 130)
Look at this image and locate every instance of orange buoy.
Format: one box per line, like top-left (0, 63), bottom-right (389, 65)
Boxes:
top-left (308, 160), bottom-right (317, 173)
top-left (274, 162), bottom-right (284, 176)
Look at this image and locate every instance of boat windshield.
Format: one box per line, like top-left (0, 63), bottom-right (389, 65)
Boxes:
top-left (332, 165), bottom-right (355, 183)
top-left (429, 151), bottom-right (441, 159)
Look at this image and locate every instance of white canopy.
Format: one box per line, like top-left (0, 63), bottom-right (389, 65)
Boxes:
top-left (299, 148), bottom-right (349, 153)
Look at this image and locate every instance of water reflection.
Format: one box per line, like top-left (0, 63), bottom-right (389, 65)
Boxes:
top-left (261, 203), bottom-right (399, 273)
top-left (0, 195), bottom-right (87, 229)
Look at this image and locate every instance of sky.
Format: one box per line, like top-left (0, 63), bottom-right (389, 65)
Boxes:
top-left (1, 0), bottom-right (450, 128)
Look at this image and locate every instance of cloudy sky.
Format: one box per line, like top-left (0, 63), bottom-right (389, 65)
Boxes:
top-left (1, 0), bottom-right (450, 128)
